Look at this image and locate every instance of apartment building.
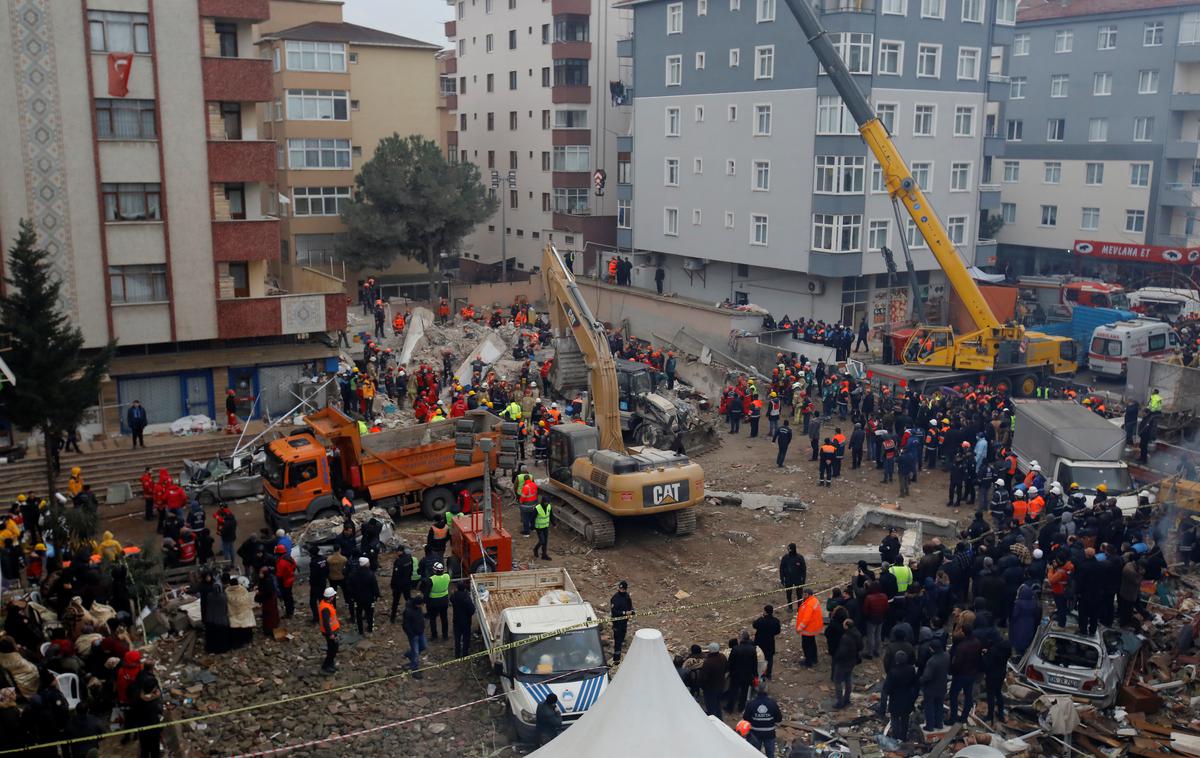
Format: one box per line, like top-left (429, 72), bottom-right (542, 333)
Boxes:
top-left (256, 0), bottom-right (444, 298)
top-left (996, 0), bottom-right (1200, 278)
top-left (620, 0), bottom-right (1016, 325)
top-left (446, 0), bottom-right (632, 278)
top-left (0, 0), bottom-right (345, 434)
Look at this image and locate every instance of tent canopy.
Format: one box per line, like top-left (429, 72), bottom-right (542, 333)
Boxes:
top-left (968, 267), bottom-right (1006, 283)
top-left (530, 629), bottom-right (763, 757)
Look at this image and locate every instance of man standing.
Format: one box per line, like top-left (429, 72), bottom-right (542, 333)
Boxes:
top-left (533, 499), bottom-right (553, 560)
top-left (318, 587), bottom-right (340, 674)
top-left (348, 556), bottom-right (379, 635)
top-left (274, 545), bottom-right (296, 619)
top-left (535, 693), bottom-right (564, 746)
top-left (389, 546), bottom-right (417, 622)
top-left (742, 682), bottom-right (783, 757)
top-left (402, 596), bottom-right (428, 678)
top-left (654, 265), bottom-right (665, 295)
top-left (774, 420), bottom-right (793, 468)
top-left (140, 469), bottom-right (154, 521)
top-left (1123, 399), bottom-right (1140, 445)
top-left (767, 392), bottom-right (782, 440)
top-left (819, 438), bottom-right (837, 487)
top-left (855, 317), bottom-right (870, 353)
top-left (725, 631), bottom-right (759, 714)
top-left (753, 605), bottom-right (782, 680)
top-left (849, 423), bottom-right (865, 470)
top-left (215, 504), bottom-right (237, 563)
top-left (779, 544), bottom-right (807, 606)
top-left (308, 545), bottom-right (328, 624)
top-left (610, 580), bottom-right (634, 663)
top-left (699, 643), bottom-right (729, 717)
top-left (450, 580), bottom-right (475, 658)
top-left (127, 400), bottom-right (148, 449)
top-left (795, 588), bottom-right (824, 668)
top-left (665, 352), bottom-right (677, 390)
top-left (423, 561), bottom-right (452, 641)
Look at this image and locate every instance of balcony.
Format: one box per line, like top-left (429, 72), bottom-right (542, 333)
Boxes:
top-left (552, 172), bottom-right (590, 188)
top-left (617, 135), bottom-right (633, 152)
top-left (1160, 183), bottom-right (1200, 207)
top-left (979, 184), bottom-right (1002, 210)
top-left (217, 293), bottom-right (347, 340)
top-left (445, 20), bottom-right (456, 37)
top-left (202, 57), bottom-right (272, 102)
top-left (199, 0), bottom-right (269, 20)
top-left (552, 40), bottom-right (592, 60)
top-left (814, 0), bottom-right (875, 12)
top-left (1170, 92), bottom-right (1200, 111)
top-left (207, 140), bottom-right (276, 184)
top-left (986, 74), bottom-right (1010, 102)
top-left (441, 93), bottom-right (458, 110)
top-left (551, 0), bottom-right (591, 14)
top-left (552, 129), bottom-right (591, 146)
top-left (617, 37), bottom-right (633, 58)
top-left (1178, 43), bottom-right (1200, 63)
top-left (552, 211), bottom-right (616, 246)
top-left (975, 239), bottom-right (998, 267)
top-left (983, 134), bottom-right (1006, 157)
top-left (1166, 140), bottom-right (1200, 160)
top-left (211, 218), bottom-right (280, 262)
top-left (809, 252), bottom-right (862, 278)
top-left (616, 227), bottom-right (632, 249)
top-left (552, 85), bottom-right (591, 104)
top-left (444, 56), bottom-right (457, 74)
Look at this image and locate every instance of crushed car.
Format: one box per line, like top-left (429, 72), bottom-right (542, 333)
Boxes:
top-left (289, 507), bottom-right (401, 573)
top-left (182, 454), bottom-right (263, 505)
top-left (1018, 622), bottom-right (1143, 708)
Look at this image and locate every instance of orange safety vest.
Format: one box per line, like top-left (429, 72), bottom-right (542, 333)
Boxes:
top-left (1028, 496), bottom-right (1045, 520)
top-left (431, 524), bottom-right (449, 540)
top-left (520, 478), bottom-right (539, 504)
top-left (1012, 499), bottom-right (1028, 524)
top-left (319, 600), bottom-right (340, 635)
top-left (1023, 470), bottom-right (1036, 488)
top-left (794, 596), bottom-right (824, 636)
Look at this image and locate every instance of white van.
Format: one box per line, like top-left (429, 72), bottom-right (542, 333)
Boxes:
top-left (1127, 287), bottom-right (1200, 322)
top-left (1089, 319), bottom-right (1181, 377)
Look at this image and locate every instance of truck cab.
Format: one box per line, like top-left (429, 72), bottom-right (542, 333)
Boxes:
top-left (262, 433), bottom-right (337, 529)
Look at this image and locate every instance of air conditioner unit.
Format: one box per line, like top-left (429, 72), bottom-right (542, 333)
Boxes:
top-left (681, 257), bottom-right (707, 271)
top-left (806, 279), bottom-right (826, 296)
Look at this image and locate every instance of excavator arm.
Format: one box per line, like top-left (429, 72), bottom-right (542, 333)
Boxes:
top-left (541, 244), bottom-right (627, 453)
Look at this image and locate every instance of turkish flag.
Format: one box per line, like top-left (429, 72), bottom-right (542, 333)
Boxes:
top-left (107, 53), bottom-right (134, 97)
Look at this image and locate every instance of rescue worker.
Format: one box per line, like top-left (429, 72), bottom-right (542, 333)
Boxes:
top-left (427, 519), bottom-right (451, 555)
top-left (794, 588), bottom-right (824, 668)
top-left (1148, 388), bottom-right (1163, 416)
top-left (889, 560), bottom-right (913, 594)
top-left (274, 544), bottom-right (296, 619)
top-left (140, 469), bottom-right (154, 522)
top-left (610, 580), bottom-right (634, 663)
top-left (742, 682), bottom-right (783, 757)
top-left (819, 438), bottom-right (837, 487)
top-left (423, 561), bottom-right (452, 641)
top-left (1011, 487), bottom-right (1029, 525)
top-left (308, 544), bottom-right (328, 624)
top-left (67, 466), bottom-right (84, 498)
top-left (775, 419), bottom-right (793, 468)
top-left (948, 442), bottom-right (972, 507)
top-left (767, 391), bottom-right (782, 440)
top-left (533, 499), bottom-right (553, 560)
top-left (989, 478), bottom-right (1011, 529)
top-left (747, 393), bottom-right (763, 438)
top-left (517, 470), bottom-right (538, 536)
top-left (318, 587), bottom-right (340, 674)
top-left (1027, 486), bottom-right (1045, 521)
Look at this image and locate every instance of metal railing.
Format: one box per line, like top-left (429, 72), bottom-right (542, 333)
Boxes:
top-left (987, 73), bottom-right (1011, 83)
top-left (813, 0), bottom-right (875, 13)
top-left (978, 183), bottom-right (1001, 192)
top-left (296, 248), bottom-right (347, 281)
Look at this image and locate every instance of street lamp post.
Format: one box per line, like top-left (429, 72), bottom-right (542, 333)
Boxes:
top-left (490, 169), bottom-right (517, 283)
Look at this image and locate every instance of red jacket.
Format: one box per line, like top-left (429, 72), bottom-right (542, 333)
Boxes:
top-left (863, 591), bottom-right (889, 622)
top-left (140, 473), bottom-right (154, 498)
top-left (275, 556), bottom-right (296, 588)
top-left (166, 485), bottom-right (187, 512)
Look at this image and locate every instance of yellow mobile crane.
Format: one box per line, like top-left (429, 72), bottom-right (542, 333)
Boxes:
top-left (783, 0), bottom-right (1076, 398)
top-left (535, 243), bottom-right (705, 547)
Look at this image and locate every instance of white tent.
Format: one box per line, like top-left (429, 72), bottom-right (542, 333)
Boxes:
top-left (530, 629), bottom-right (764, 758)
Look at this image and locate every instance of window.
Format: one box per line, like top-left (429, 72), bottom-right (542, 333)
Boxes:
top-left (692, 209), bottom-right (703, 225)
top-left (755, 45), bottom-right (775, 79)
top-left (87, 11), bottom-right (150, 54)
top-left (487, 112), bottom-right (495, 130)
top-left (695, 51), bottom-right (706, 69)
top-left (916, 44), bottom-right (941, 78)
top-left (1182, 12), bottom-right (1200, 45)
top-left (878, 41), bottom-right (902, 75)
top-left (1002, 161), bottom-right (1019, 182)
top-left (950, 162), bottom-right (970, 191)
top-left (957, 47), bottom-right (980, 80)
top-left (953, 106), bottom-right (975, 137)
top-left (1081, 207), bottom-right (1100, 230)
top-left (921, 0), bottom-right (943, 18)
top-left (1088, 118), bottom-right (1108, 143)
top-left (693, 157), bottom-right (703, 174)
top-left (1133, 117), bottom-right (1154, 142)
top-left (486, 34), bottom-right (494, 52)
top-left (814, 156), bottom-right (865, 194)
top-left (542, 23), bottom-right (551, 43)
top-left (1138, 70), bottom-right (1159, 94)
top-left (1044, 161), bottom-right (1062, 184)
top-left (724, 211), bottom-right (735, 229)
top-left (508, 29), bottom-right (517, 49)
top-left (487, 73), bottom-right (495, 92)
top-left (541, 110), bottom-right (551, 129)
top-left (664, 208), bottom-right (679, 235)
top-left (553, 188), bottom-right (589, 214)
top-left (882, 0), bottom-right (906, 15)
top-left (553, 145), bottom-right (591, 172)
top-left (729, 48), bottom-right (740, 67)
top-left (695, 105), bottom-right (705, 122)
top-left (812, 214), bottom-right (861, 252)
top-left (1047, 119), bottom-right (1065, 142)
top-left (1040, 205), bottom-right (1058, 226)
top-left (868, 220), bottom-right (889, 251)
top-left (665, 55), bottom-right (682, 86)
top-left (666, 106), bottom-right (681, 136)
top-left (541, 66), bottom-right (551, 87)
top-left (1006, 119), bottom-right (1023, 141)
top-left (947, 216), bottom-right (967, 245)
top-left (667, 3), bottom-right (683, 33)
top-left (554, 59), bottom-right (589, 87)
top-left (665, 157), bottom-right (680, 185)
top-left (509, 70), bottom-right (518, 90)
top-left (293, 186), bottom-right (351, 217)
top-left (726, 159), bottom-right (736, 175)
top-left (1001, 202), bottom-right (1017, 224)
top-left (728, 104), bottom-right (738, 121)
top-left (96, 99), bottom-right (156, 139)
top-left (830, 32), bottom-right (873, 75)
top-left (756, 0), bottom-right (775, 23)
top-left (1054, 29), bottom-right (1073, 53)
top-left (730, 0), bottom-right (740, 9)
top-left (1125, 210), bottom-right (1146, 233)
top-left (540, 151), bottom-right (550, 171)
top-left (485, 0), bottom-right (492, 12)
top-left (996, 0), bottom-right (1016, 25)
top-left (618, 200), bottom-right (631, 229)
top-left (698, 0), bottom-right (708, 14)
top-left (554, 109), bottom-right (588, 128)
top-left (1013, 33), bottom-right (1030, 56)
top-left (752, 214), bottom-right (769, 245)
top-left (287, 138), bottom-right (351, 169)
top-left (754, 104), bottom-right (772, 135)
top-left (876, 103), bottom-right (897, 134)
top-left (214, 22), bottom-right (238, 57)
top-left (1009, 77), bottom-right (1026, 99)
top-left (753, 160), bottom-right (770, 191)
top-left (870, 162), bottom-right (885, 193)
top-left (286, 89), bottom-right (349, 121)
top-left (618, 159), bottom-right (630, 183)
top-left (1050, 74), bottom-right (1068, 98)
top-left (1145, 21), bottom-right (1164, 46)
top-left (1130, 163), bottom-right (1151, 187)
top-left (904, 218), bottom-right (926, 248)
top-left (102, 183), bottom-right (161, 222)
top-left (1098, 25), bottom-right (1117, 50)
top-left (109, 265), bottom-right (167, 304)
top-left (1093, 72), bottom-right (1112, 96)
top-left (1085, 162), bottom-right (1104, 185)
top-left (911, 161), bottom-right (932, 191)
top-left (913, 104), bottom-right (935, 136)
top-left (961, 0), bottom-right (981, 22)
top-left (817, 96), bottom-right (854, 134)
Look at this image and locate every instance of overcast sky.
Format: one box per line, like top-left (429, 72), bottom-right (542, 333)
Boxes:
top-left (342, 0), bottom-right (452, 48)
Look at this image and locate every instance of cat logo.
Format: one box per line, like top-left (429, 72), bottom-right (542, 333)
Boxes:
top-left (644, 480), bottom-right (689, 506)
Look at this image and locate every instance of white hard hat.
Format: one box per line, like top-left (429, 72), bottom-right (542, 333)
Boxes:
top-left (434, 562), bottom-right (445, 573)
top-left (1032, 464), bottom-right (1041, 472)
top-left (996, 478), bottom-right (1005, 486)
top-left (1028, 486), bottom-right (1038, 494)
top-left (551, 403), bottom-right (558, 408)
top-left (1030, 460), bottom-right (1039, 467)
top-left (323, 587), bottom-right (337, 598)
top-left (1033, 549), bottom-right (1043, 559)
top-left (1050, 483), bottom-right (1062, 495)
top-left (358, 557), bottom-right (370, 566)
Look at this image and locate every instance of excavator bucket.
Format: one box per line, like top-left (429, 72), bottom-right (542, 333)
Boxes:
top-left (679, 416), bottom-right (720, 456)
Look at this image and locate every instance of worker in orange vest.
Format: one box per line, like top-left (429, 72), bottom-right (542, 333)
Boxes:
top-left (1011, 488), bottom-right (1029, 525)
top-left (794, 588), bottom-right (824, 668)
top-left (518, 472), bottom-right (539, 536)
top-left (1027, 486), bottom-right (1045, 521)
top-left (392, 313), bottom-right (405, 336)
top-left (319, 587), bottom-right (341, 674)
top-left (607, 257), bottom-right (618, 284)
top-left (140, 468), bottom-right (155, 522)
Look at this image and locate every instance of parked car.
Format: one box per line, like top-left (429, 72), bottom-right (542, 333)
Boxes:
top-left (1018, 622), bottom-right (1142, 707)
top-left (182, 455), bottom-right (263, 505)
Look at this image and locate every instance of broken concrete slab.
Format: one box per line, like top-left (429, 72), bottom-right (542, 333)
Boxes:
top-left (706, 489), bottom-right (807, 513)
top-left (398, 306), bottom-right (434, 364)
top-left (822, 503), bottom-right (958, 564)
top-left (453, 331), bottom-right (507, 385)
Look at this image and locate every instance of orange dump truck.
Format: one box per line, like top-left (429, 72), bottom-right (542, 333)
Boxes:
top-left (262, 407), bottom-right (501, 529)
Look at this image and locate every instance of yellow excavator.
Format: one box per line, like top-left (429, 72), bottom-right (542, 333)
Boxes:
top-left (782, 0), bottom-right (1076, 398)
top-left (535, 243), bottom-right (705, 547)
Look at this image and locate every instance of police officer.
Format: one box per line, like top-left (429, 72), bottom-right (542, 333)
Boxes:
top-left (774, 419), bottom-right (793, 467)
top-left (423, 561), bottom-right (452, 641)
top-left (610, 580), bottom-right (634, 663)
top-left (533, 499), bottom-right (553, 560)
top-left (318, 587), bottom-right (340, 674)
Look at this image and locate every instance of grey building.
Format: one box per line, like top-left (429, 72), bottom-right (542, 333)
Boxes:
top-left (995, 0), bottom-right (1200, 277)
top-left (617, 0), bottom-right (1016, 325)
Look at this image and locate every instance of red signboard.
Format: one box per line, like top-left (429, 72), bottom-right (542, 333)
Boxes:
top-left (1072, 239), bottom-right (1200, 265)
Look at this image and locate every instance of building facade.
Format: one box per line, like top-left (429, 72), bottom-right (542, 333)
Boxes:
top-left (996, 0), bottom-right (1200, 279)
top-left (0, 0), bottom-right (344, 434)
top-left (446, 0), bottom-right (632, 278)
top-left (620, 0), bottom-right (1017, 325)
top-left (257, 0), bottom-right (445, 299)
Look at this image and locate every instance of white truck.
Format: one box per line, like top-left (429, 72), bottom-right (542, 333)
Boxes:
top-left (1011, 399), bottom-right (1152, 515)
top-left (471, 568), bottom-right (608, 741)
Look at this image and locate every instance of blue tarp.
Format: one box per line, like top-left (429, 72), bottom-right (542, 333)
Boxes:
top-left (1032, 306), bottom-right (1138, 366)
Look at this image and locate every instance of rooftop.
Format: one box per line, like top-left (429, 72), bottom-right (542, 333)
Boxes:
top-left (261, 21), bottom-right (441, 49)
top-left (1018, 0), bottom-right (1198, 22)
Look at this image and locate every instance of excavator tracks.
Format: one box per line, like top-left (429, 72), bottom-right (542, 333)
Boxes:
top-left (539, 479), bottom-right (617, 549)
top-left (661, 505), bottom-right (697, 536)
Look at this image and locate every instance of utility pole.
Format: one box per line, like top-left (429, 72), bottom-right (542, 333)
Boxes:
top-left (490, 170), bottom-right (517, 283)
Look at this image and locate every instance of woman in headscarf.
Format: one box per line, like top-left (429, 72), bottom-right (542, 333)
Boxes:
top-left (1009, 583), bottom-right (1042, 655)
top-left (194, 570), bottom-right (230, 654)
top-left (225, 576), bottom-right (256, 650)
top-left (255, 567), bottom-right (280, 638)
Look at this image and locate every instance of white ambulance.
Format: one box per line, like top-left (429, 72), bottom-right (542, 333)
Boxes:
top-left (1088, 319), bottom-right (1180, 377)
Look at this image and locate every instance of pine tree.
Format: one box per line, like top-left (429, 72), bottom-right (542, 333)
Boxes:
top-left (0, 220), bottom-right (115, 499)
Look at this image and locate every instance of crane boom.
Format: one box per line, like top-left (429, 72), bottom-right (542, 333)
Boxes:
top-left (541, 244), bottom-right (627, 454)
top-left (780, 0), bottom-right (1001, 334)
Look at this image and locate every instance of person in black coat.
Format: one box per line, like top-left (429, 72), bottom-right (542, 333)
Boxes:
top-left (982, 632), bottom-right (1012, 723)
top-left (920, 638), bottom-right (950, 730)
top-left (832, 619), bottom-right (863, 709)
top-left (752, 605), bottom-right (782, 679)
top-left (883, 650), bottom-right (919, 741)
top-left (346, 557), bottom-right (379, 635)
top-left (610, 580), bottom-right (634, 663)
top-left (535, 693), bottom-right (563, 746)
top-left (779, 544), bottom-right (807, 606)
top-left (724, 630), bottom-right (759, 714)
top-left (450, 581), bottom-right (475, 658)
top-left (402, 596), bottom-right (428, 677)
